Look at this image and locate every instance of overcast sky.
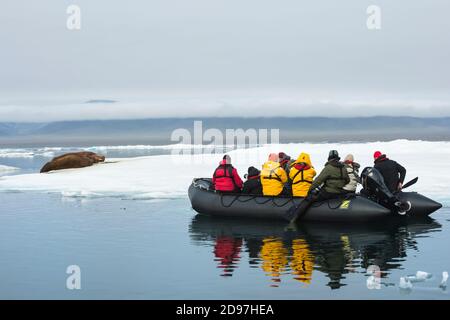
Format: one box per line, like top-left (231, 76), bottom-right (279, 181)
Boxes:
top-left (0, 0), bottom-right (449, 121)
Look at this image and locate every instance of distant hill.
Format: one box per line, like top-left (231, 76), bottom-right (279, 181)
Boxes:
top-left (0, 124), bottom-right (10, 136)
top-left (0, 123), bottom-right (48, 136)
top-left (84, 99), bottom-right (117, 104)
top-left (1, 117), bottom-right (450, 147)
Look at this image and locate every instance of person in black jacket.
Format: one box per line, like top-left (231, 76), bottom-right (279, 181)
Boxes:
top-left (242, 166), bottom-right (263, 195)
top-left (373, 151), bottom-right (406, 193)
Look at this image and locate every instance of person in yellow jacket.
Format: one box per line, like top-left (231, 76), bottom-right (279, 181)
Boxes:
top-left (289, 153), bottom-right (317, 197)
top-left (260, 153), bottom-right (288, 196)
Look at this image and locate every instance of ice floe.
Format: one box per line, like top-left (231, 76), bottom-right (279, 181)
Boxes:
top-left (406, 271), bottom-right (433, 283)
top-left (399, 270), bottom-right (449, 294)
top-left (0, 147), bottom-right (64, 158)
top-left (0, 140), bottom-right (449, 203)
top-left (399, 277), bottom-right (413, 291)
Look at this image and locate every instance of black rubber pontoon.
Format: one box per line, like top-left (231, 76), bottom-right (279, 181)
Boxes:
top-left (188, 178), bottom-right (442, 223)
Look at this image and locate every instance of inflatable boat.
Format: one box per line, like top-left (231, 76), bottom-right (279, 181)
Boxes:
top-left (188, 178), bottom-right (442, 223)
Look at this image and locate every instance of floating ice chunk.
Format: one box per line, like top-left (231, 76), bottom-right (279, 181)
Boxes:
top-left (440, 271), bottom-right (448, 289)
top-left (0, 147), bottom-right (66, 158)
top-left (415, 271), bottom-right (432, 281)
top-left (366, 276), bottom-right (381, 290)
top-left (399, 277), bottom-right (413, 291)
top-left (61, 191), bottom-right (79, 197)
top-left (0, 151), bottom-right (34, 158)
top-left (41, 152), bottom-right (56, 158)
top-left (61, 190), bottom-right (103, 198)
top-left (406, 271), bottom-right (432, 283)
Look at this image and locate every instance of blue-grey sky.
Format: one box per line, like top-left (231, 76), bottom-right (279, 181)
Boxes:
top-left (0, 0), bottom-right (449, 121)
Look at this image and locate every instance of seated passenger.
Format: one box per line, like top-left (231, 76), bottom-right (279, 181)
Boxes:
top-left (242, 166), bottom-right (263, 195)
top-left (278, 152), bottom-right (294, 174)
top-left (261, 153), bottom-right (288, 196)
top-left (289, 153), bottom-right (317, 197)
top-left (212, 155), bottom-right (243, 193)
top-left (309, 150), bottom-right (350, 201)
top-left (279, 152), bottom-right (294, 195)
top-left (343, 154), bottom-right (360, 193)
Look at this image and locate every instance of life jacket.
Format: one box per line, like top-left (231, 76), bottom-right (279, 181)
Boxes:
top-left (213, 164), bottom-right (239, 190)
top-left (261, 161), bottom-right (288, 196)
top-left (291, 163), bottom-right (313, 185)
top-left (289, 153), bottom-right (316, 197)
top-left (261, 162), bottom-right (284, 181)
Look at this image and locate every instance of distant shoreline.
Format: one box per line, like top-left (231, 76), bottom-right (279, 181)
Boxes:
top-left (1, 116), bottom-right (450, 148)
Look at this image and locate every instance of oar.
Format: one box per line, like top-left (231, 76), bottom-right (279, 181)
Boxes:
top-left (284, 189), bottom-right (320, 226)
top-left (284, 203), bottom-right (305, 231)
top-left (285, 199), bottom-right (315, 231)
top-left (402, 177), bottom-right (418, 190)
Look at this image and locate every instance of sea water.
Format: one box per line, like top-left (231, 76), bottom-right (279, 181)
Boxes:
top-left (0, 141), bottom-right (449, 299)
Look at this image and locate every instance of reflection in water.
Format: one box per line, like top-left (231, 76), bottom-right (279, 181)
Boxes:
top-left (189, 215), bottom-right (441, 289)
top-left (291, 239), bottom-right (314, 285)
top-left (260, 238), bottom-right (289, 287)
top-left (214, 237), bottom-right (242, 277)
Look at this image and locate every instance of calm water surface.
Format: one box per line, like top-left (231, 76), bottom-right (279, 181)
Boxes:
top-left (0, 192), bottom-right (448, 300)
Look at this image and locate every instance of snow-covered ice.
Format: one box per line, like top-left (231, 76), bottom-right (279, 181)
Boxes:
top-left (0, 140), bottom-right (449, 203)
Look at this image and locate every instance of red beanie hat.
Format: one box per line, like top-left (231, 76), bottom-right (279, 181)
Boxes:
top-left (374, 151), bottom-right (382, 160)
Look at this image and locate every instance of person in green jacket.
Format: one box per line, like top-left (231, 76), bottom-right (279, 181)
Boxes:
top-left (309, 150), bottom-right (350, 201)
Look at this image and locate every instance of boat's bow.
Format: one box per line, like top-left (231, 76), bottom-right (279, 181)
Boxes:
top-left (399, 192), bottom-right (442, 217)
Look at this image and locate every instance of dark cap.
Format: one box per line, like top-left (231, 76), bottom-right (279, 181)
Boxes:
top-left (244, 166), bottom-right (260, 179)
top-left (328, 150), bottom-right (340, 161)
top-left (278, 152), bottom-right (290, 160)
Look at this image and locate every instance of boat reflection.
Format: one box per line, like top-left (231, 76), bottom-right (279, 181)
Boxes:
top-left (213, 236), bottom-right (243, 277)
top-left (189, 215), bottom-right (442, 289)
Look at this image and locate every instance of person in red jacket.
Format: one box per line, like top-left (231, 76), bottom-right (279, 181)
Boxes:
top-left (212, 155), bottom-right (243, 193)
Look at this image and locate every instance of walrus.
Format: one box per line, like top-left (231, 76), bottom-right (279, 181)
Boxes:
top-left (40, 151), bottom-right (105, 173)
top-left (51, 151), bottom-right (105, 163)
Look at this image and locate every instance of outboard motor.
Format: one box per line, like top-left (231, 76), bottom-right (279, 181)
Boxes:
top-left (361, 167), bottom-right (411, 215)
